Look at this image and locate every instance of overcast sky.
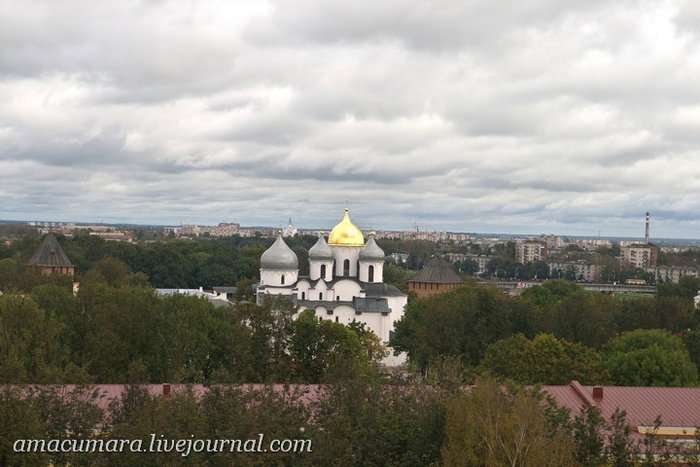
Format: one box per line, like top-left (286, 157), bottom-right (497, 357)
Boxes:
top-left (2, 0), bottom-right (700, 238)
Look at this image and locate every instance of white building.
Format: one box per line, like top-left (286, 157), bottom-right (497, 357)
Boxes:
top-left (256, 209), bottom-right (408, 365)
top-left (282, 218), bottom-right (297, 238)
top-left (645, 266), bottom-right (698, 284)
top-left (516, 241), bottom-right (547, 264)
top-left (620, 244), bottom-right (657, 268)
top-left (547, 260), bottom-right (603, 282)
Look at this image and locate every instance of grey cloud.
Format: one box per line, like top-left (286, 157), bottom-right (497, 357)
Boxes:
top-left (2, 0), bottom-right (700, 238)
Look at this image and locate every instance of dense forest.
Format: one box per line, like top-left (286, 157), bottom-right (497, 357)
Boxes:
top-left (0, 233), bottom-right (699, 385)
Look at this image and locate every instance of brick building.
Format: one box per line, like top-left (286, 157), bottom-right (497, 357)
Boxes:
top-left (408, 255), bottom-right (462, 297)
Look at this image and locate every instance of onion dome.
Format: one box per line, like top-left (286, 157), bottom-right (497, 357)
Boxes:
top-left (359, 233), bottom-right (384, 260)
top-left (260, 235), bottom-right (298, 270)
top-left (309, 233), bottom-right (334, 260)
top-left (328, 209), bottom-right (365, 246)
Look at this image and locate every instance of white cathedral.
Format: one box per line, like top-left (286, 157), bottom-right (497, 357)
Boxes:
top-left (256, 208), bottom-right (408, 365)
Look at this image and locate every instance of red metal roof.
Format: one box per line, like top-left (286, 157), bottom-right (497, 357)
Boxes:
top-left (7, 382), bottom-right (699, 434)
top-left (543, 382), bottom-right (700, 429)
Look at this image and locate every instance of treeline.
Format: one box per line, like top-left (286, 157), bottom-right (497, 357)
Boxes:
top-left (0, 267), bottom-right (387, 384)
top-left (393, 278), bottom-right (700, 387)
top-left (2, 256), bottom-right (699, 387)
top-left (2, 378), bottom-right (697, 466)
top-left (0, 233), bottom-right (274, 290)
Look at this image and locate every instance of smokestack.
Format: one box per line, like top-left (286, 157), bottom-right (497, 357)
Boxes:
top-left (592, 386), bottom-right (603, 400)
top-left (645, 212), bottom-right (650, 244)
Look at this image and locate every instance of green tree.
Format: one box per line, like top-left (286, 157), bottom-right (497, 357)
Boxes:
top-left (0, 258), bottom-right (18, 290)
top-left (291, 310), bottom-right (367, 382)
top-left (88, 256), bottom-right (131, 287)
top-left (602, 329), bottom-right (699, 386)
top-left (442, 378), bottom-right (574, 466)
top-left (392, 283), bottom-right (535, 368)
top-left (312, 379), bottom-right (445, 466)
top-left (657, 275), bottom-right (700, 303)
top-left (0, 294), bottom-right (66, 382)
top-left (681, 328), bottom-right (700, 374)
top-left (201, 385), bottom-right (314, 466)
top-left (382, 263), bottom-right (409, 292)
top-left (480, 333), bottom-right (605, 385)
top-left (0, 387), bottom-right (47, 466)
top-left (232, 295), bottom-right (296, 382)
top-left (571, 405), bottom-right (607, 466)
top-left (549, 290), bottom-right (619, 348)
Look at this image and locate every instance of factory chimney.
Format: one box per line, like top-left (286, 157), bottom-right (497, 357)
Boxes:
top-left (645, 212), bottom-right (650, 244)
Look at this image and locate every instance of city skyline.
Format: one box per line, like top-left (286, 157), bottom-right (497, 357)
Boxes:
top-left (2, 1), bottom-right (700, 237)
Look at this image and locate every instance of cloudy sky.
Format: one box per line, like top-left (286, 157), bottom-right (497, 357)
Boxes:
top-left (2, 0), bottom-right (700, 238)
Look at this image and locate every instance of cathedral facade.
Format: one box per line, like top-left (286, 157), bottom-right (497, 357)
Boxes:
top-left (256, 209), bottom-right (407, 365)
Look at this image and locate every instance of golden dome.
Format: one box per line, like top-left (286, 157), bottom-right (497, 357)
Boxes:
top-left (328, 209), bottom-right (365, 246)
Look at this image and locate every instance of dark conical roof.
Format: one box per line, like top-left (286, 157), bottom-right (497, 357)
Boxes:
top-left (410, 255), bottom-right (461, 284)
top-left (28, 235), bottom-right (73, 267)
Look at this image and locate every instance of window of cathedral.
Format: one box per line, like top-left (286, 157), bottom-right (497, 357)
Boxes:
top-left (369, 265), bottom-right (375, 282)
top-left (281, 274), bottom-right (285, 285)
top-left (301, 292), bottom-right (305, 300)
top-left (320, 264), bottom-right (326, 278)
top-left (343, 259), bottom-right (350, 276)
top-left (319, 292), bottom-right (323, 300)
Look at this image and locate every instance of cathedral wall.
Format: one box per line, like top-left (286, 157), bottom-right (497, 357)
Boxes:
top-left (260, 269), bottom-right (298, 287)
top-left (309, 260), bottom-right (334, 281)
top-left (332, 279), bottom-right (362, 301)
top-left (332, 246), bottom-right (361, 277)
top-left (324, 305), bottom-right (355, 325)
top-left (358, 261), bottom-right (383, 283)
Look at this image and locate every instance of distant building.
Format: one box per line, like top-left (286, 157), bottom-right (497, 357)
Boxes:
top-left (620, 244), bottom-right (658, 268)
top-left (27, 235), bottom-right (74, 278)
top-left (538, 234), bottom-right (566, 250)
top-left (155, 287), bottom-right (231, 307)
top-left (408, 255), bottom-right (462, 298)
top-left (444, 253), bottom-right (493, 275)
top-left (645, 266), bottom-right (698, 284)
top-left (516, 241), bottom-right (547, 264)
top-left (180, 222), bottom-right (241, 238)
top-left (282, 218), bottom-right (297, 237)
top-left (212, 286), bottom-right (238, 302)
top-left (547, 260), bottom-right (603, 282)
top-left (571, 238), bottom-right (612, 251)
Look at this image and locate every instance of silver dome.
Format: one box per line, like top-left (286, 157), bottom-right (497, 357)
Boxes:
top-left (261, 236), bottom-right (298, 270)
top-left (308, 234), bottom-right (334, 260)
top-left (359, 235), bottom-right (384, 260)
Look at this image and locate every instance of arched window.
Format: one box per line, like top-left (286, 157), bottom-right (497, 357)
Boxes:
top-left (335, 316), bottom-right (339, 323)
top-left (320, 264), bottom-right (326, 278)
top-left (280, 274), bottom-right (285, 285)
top-left (301, 292), bottom-right (305, 300)
top-left (319, 292), bottom-right (323, 300)
top-left (368, 265), bottom-right (374, 282)
top-left (343, 259), bottom-right (350, 276)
